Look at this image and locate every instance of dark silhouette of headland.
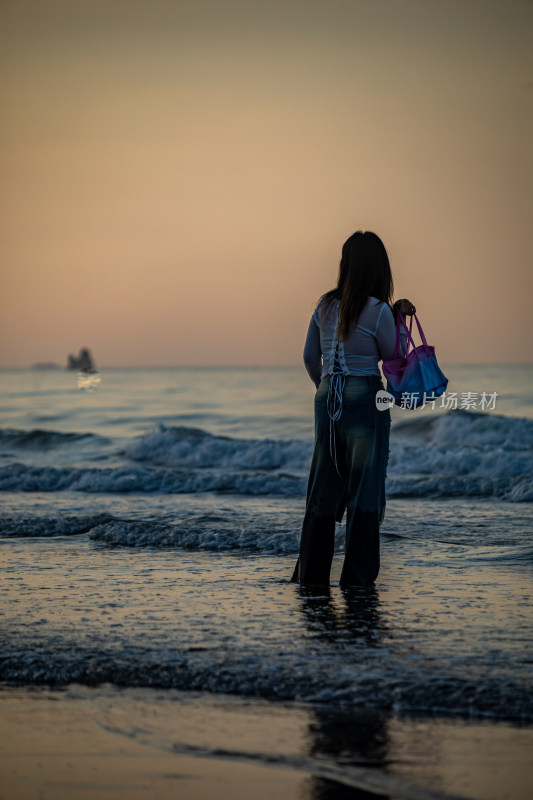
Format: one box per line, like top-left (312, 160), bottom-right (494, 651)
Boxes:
top-left (66, 348), bottom-right (96, 372)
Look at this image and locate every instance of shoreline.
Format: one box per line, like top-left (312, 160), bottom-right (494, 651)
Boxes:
top-left (2, 685), bottom-right (533, 800)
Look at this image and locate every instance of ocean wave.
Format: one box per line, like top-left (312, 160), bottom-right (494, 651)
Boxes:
top-left (0, 427), bottom-right (100, 448)
top-left (386, 474), bottom-right (533, 503)
top-left (0, 463), bottom-right (306, 495)
top-left (3, 511), bottom-right (531, 560)
top-left (0, 514), bottom-right (114, 538)
top-left (386, 410), bottom-right (533, 502)
top-left (88, 516), bottom-right (302, 552)
top-left (124, 424), bottom-right (312, 470)
top-left (393, 407), bottom-right (533, 449)
top-left (1, 646), bottom-right (530, 721)
top-left (1, 410), bottom-right (531, 501)
top-left (0, 510), bottom-right (304, 551)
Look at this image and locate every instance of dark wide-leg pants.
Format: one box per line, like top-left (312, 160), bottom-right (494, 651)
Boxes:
top-left (291, 375), bottom-right (391, 587)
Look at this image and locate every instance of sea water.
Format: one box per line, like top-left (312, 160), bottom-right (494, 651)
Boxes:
top-left (1, 364), bottom-right (532, 797)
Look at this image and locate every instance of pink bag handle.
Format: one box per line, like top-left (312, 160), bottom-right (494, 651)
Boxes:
top-left (394, 313), bottom-right (431, 359)
top-left (393, 313), bottom-right (412, 358)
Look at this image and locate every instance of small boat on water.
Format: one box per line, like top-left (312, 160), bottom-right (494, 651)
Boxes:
top-left (66, 348), bottom-right (96, 372)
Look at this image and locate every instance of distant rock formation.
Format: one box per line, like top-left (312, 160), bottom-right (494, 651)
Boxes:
top-left (67, 348), bottom-right (96, 372)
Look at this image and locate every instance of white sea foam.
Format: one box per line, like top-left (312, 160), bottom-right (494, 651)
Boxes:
top-left (0, 463), bottom-right (307, 495)
top-left (0, 410), bottom-right (531, 500)
top-left (123, 424), bottom-right (312, 470)
top-left (387, 410), bottom-right (533, 501)
top-left (87, 517), bottom-right (304, 552)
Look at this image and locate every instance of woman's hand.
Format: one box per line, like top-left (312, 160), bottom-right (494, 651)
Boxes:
top-left (393, 299), bottom-right (416, 320)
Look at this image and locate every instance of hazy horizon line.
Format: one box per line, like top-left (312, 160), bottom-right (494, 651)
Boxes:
top-left (1, 362), bottom-right (532, 370)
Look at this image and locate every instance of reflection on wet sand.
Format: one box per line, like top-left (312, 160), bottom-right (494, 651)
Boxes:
top-left (296, 584), bottom-right (386, 647)
top-left (2, 682), bottom-right (532, 800)
top-left (296, 586), bottom-right (391, 800)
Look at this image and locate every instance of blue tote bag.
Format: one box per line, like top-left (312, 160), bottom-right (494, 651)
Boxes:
top-left (382, 312), bottom-right (448, 408)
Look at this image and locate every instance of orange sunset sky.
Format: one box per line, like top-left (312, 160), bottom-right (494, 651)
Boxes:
top-left (1, 0), bottom-right (532, 367)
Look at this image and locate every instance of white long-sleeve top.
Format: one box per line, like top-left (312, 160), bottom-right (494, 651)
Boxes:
top-left (303, 296), bottom-right (407, 387)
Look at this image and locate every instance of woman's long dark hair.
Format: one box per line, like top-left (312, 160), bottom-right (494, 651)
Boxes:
top-left (320, 231), bottom-right (394, 340)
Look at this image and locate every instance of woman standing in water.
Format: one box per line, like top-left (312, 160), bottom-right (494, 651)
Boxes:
top-left (291, 231), bottom-right (415, 587)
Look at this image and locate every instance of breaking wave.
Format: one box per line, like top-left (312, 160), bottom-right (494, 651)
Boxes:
top-left (0, 509), bottom-right (304, 552)
top-left (0, 463), bottom-right (306, 495)
top-left (1, 644), bottom-right (531, 721)
top-left (0, 409), bottom-right (531, 501)
top-left (124, 425), bottom-right (311, 470)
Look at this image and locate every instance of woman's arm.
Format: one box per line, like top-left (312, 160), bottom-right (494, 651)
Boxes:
top-left (303, 317), bottom-right (322, 388)
top-left (376, 303), bottom-right (409, 361)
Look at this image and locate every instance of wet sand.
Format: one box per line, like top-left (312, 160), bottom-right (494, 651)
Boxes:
top-left (0, 691), bottom-right (305, 800)
top-left (1, 686), bottom-right (532, 800)
top-left (1, 496), bottom-right (532, 800)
